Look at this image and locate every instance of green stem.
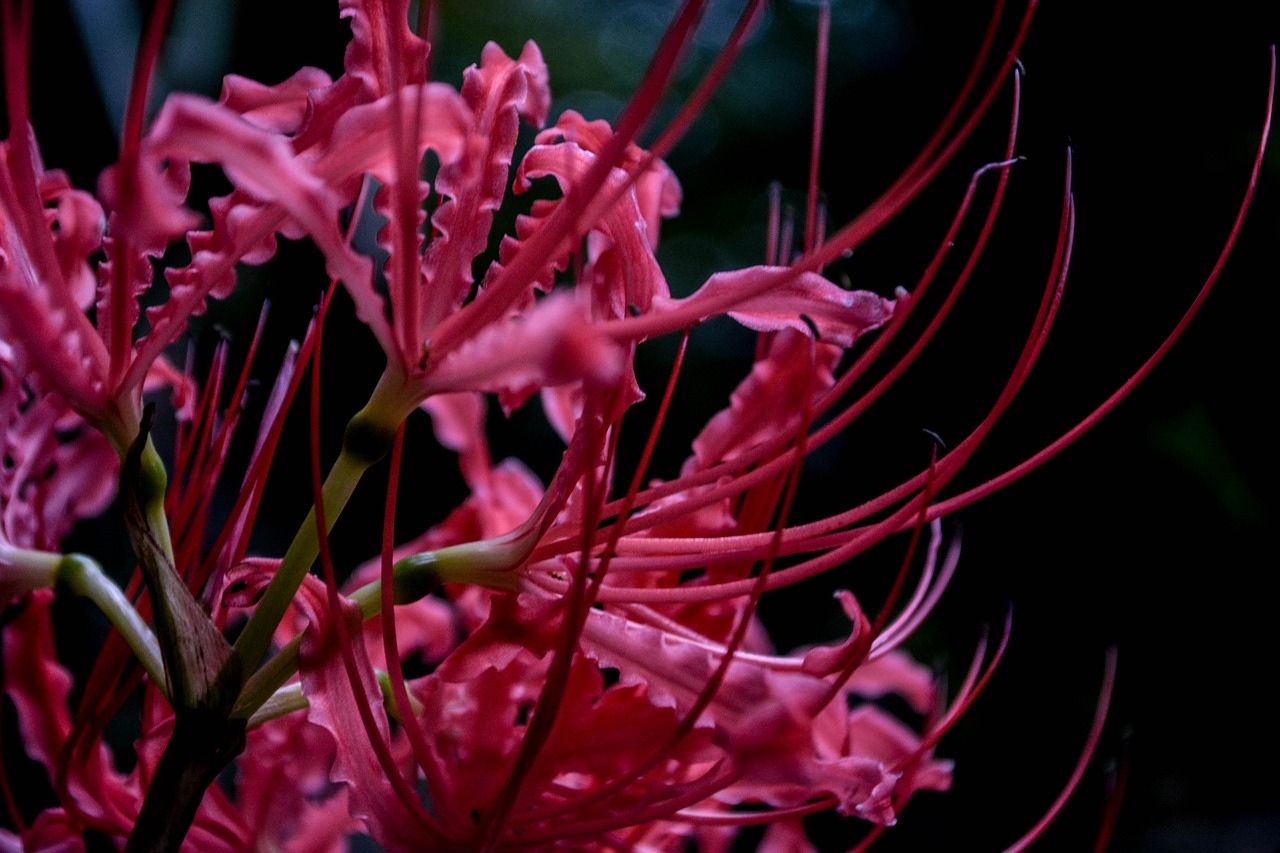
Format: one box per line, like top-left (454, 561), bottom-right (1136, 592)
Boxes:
top-left (229, 446), bottom-right (371, 676)
top-left (232, 634), bottom-right (301, 720)
top-left (1, 545), bottom-right (165, 694)
top-left (232, 536), bottom-right (528, 721)
top-left (231, 386), bottom-right (404, 682)
top-left (0, 543), bottom-right (62, 599)
top-left (56, 554), bottom-right (165, 690)
top-left (348, 538), bottom-right (527, 614)
top-left (245, 682), bottom-right (307, 728)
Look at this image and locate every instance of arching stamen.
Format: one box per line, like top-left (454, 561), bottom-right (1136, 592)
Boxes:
top-left (872, 524), bottom-right (960, 656)
top-left (766, 180), bottom-right (782, 266)
top-left (805, 1), bottom-right (830, 255)
top-left (308, 283), bottom-right (439, 834)
top-left (532, 89), bottom-right (1022, 563)
top-left (1000, 648), bottom-right (1117, 853)
top-left (931, 48), bottom-right (1274, 517)
top-left (522, 63), bottom-right (1029, 568)
top-left (378, 421), bottom-right (438, 784)
top-left (815, 443), bottom-right (942, 711)
top-left (1092, 744), bottom-right (1130, 853)
top-left (547, 161), bottom-right (1072, 605)
top-left (872, 442), bottom-right (939, 639)
top-left (477, 397), bottom-right (613, 849)
top-left (519, 336), bottom-right (822, 832)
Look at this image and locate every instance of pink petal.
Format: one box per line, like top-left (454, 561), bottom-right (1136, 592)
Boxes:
top-left (1, 592), bottom-right (136, 834)
top-left (219, 67), bottom-right (334, 134)
top-left (535, 110), bottom-right (681, 247)
top-left (1, 355), bottom-right (117, 550)
top-left (235, 714), bottom-right (359, 850)
top-left (424, 293), bottom-right (627, 400)
top-left (140, 94), bottom-right (371, 291)
top-left (422, 41), bottom-right (551, 331)
top-left (292, 574), bottom-right (438, 849)
top-left (672, 265), bottom-right (897, 347)
top-left (687, 330), bottom-right (840, 472)
top-left (39, 171), bottom-right (103, 311)
top-left (517, 138), bottom-right (672, 314)
top-left (843, 649), bottom-right (939, 717)
top-left (15, 809), bottom-right (85, 853)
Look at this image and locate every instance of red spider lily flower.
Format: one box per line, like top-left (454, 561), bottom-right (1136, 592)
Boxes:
top-left (0, 0), bottom-right (1273, 851)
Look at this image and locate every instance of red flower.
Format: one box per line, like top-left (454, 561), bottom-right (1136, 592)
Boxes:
top-left (1, 0), bottom-right (1272, 850)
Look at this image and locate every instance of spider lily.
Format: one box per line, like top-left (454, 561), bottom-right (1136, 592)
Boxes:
top-left (0, 0), bottom-right (1273, 850)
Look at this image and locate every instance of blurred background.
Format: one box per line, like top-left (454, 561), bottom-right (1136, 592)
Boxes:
top-left (9, 0), bottom-right (1280, 850)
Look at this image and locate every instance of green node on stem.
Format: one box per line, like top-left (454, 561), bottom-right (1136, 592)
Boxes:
top-left (230, 370), bottom-right (417, 703)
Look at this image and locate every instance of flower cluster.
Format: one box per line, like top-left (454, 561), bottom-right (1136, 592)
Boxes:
top-left (0, 0), bottom-right (1271, 851)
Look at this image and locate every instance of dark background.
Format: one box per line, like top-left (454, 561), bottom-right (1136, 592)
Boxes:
top-left (8, 1), bottom-right (1279, 850)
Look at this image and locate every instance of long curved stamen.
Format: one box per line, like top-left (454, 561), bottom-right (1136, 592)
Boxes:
top-left (1000, 648), bottom-right (1117, 853)
top-left (307, 284), bottom-right (441, 837)
top-left (378, 422), bottom-right (440, 789)
top-left (931, 48), bottom-right (1275, 519)
top-left (528, 69), bottom-right (1025, 567)
top-left (805, 2), bottom-right (830, 255)
top-left (529, 145), bottom-right (1020, 567)
top-left (515, 339), bottom-right (821, 834)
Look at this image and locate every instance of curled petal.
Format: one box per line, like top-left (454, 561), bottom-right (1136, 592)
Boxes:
top-left (517, 138), bottom-right (671, 315)
top-left (535, 110), bottom-right (681, 247)
top-left (102, 95), bottom-right (376, 350)
top-left (422, 41), bottom-right (551, 331)
top-left (688, 330), bottom-right (839, 472)
top-left (310, 83), bottom-right (470, 190)
top-left (293, 575), bottom-right (437, 849)
top-left (219, 67), bottom-right (334, 134)
top-left (8, 809), bottom-right (86, 853)
top-left (425, 293), bottom-right (627, 402)
top-left (39, 172), bottom-right (104, 311)
top-left (669, 266), bottom-right (897, 347)
top-left (799, 590), bottom-right (870, 677)
top-left (97, 153), bottom-right (198, 251)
